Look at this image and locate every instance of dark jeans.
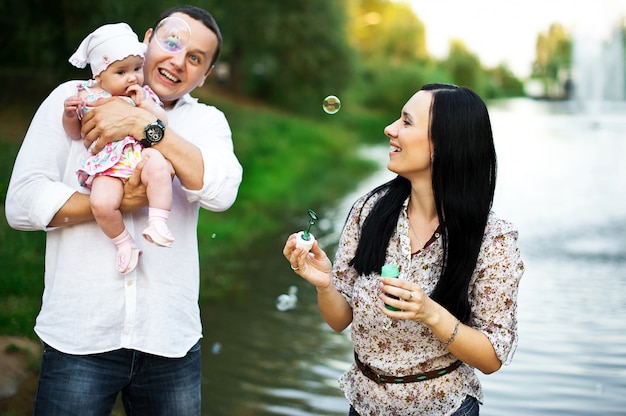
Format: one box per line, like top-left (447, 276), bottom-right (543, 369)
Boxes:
top-left (33, 340), bottom-right (202, 416)
top-left (349, 394), bottom-right (479, 416)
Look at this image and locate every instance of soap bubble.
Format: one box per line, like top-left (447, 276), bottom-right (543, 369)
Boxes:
top-left (155, 16), bottom-right (191, 53)
top-left (323, 95), bottom-right (341, 114)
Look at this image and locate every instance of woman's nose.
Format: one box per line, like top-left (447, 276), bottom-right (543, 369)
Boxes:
top-left (384, 122), bottom-right (397, 138)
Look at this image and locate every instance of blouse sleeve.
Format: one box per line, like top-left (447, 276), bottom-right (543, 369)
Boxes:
top-left (469, 217), bottom-right (525, 365)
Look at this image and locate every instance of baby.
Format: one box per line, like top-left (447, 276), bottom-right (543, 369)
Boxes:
top-left (63, 23), bottom-right (174, 275)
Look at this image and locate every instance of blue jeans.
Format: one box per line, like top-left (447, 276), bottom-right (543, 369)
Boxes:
top-left (33, 341), bottom-right (202, 416)
top-left (349, 395), bottom-right (479, 416)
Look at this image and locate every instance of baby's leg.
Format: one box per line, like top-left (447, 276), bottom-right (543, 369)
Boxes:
top-left (90, 175), bottom-right (126, 238)
top-left (91, 175), bottom-right (140, 274)
top-left (140, 148), bottom-right (172, 211)
top-left (140, 148), bottom-right (175, 247)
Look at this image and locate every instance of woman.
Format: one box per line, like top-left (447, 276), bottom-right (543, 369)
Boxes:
top-left (283, 83), bottom-right (524, 415)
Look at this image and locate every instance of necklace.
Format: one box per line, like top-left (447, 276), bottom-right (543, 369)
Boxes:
top-left (408, 221), bottom-right (423, 250)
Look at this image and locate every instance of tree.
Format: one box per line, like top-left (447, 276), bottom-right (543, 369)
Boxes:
top-left (531, 23), bottom-right (572, 98)
top-left (207, 0), bottom-right (354, 114)
top-left (443, 40), bottom-right (485, 92)
top-left (348, 0), bottom-right (427, 62)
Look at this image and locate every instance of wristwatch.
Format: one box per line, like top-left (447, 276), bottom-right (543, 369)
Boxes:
top-left (140, 119), bottom-right (166, 147)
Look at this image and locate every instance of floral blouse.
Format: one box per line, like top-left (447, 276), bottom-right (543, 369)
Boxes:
top-left (333, 190), bottom-right (524, 416)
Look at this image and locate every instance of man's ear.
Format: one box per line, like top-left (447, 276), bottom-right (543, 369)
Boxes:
top-left (197, 65), bottom-right (214, 88)
top-left (143, 28), bottom-right (153, 44)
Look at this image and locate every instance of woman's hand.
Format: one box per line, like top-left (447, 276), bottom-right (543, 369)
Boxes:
top-left (283, 233), bottom-right (333, 288)
top-left (379, 277), bottom-right (439, 325)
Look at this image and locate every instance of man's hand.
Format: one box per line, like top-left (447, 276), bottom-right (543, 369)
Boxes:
top-left (120, 158), bottom-right (149, 213)
top-left (80, 97), bottom-right (153, 153)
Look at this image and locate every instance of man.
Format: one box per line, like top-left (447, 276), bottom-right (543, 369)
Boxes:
top-left (5, 5), bottom-right (242, 415)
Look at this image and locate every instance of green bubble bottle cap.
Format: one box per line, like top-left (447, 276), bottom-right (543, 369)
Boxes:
top-left (382, 264), bottom-right (400, 311)
top-left (381, 264), bottom-right (399, 278)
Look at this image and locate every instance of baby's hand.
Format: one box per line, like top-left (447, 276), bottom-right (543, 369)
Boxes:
top-left (126, 84), bottom-right (146, 105)
top-left (64, 96), bottom-right (83, 118)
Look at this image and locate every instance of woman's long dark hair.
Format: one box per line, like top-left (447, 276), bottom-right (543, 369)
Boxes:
top-left (349, 84), bottom-right (497, 322)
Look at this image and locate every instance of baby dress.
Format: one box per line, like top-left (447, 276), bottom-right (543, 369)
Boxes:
top-left (76, 81), bottom-right (162, 188)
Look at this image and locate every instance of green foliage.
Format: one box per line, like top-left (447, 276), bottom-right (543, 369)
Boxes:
top-left (205, 0), bottom-right (355, 114)
top-left (189, 89), bottom-right (376, 298)
top-left (531, 23), bottom-right (573, 97)
top-left (486, 64), bottom-right (525, 98)
top-left (346, 57), bottom-right (451, 121)
top-left (443, 40), bottom-right (487, 93)
top-left (0, 0), bottom-right (524, 114)
top-left (0, 142), bottom-right (44, 339)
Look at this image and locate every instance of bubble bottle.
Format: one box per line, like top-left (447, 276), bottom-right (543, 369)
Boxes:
top-left (382, 264), bottom-right (400, 311)
top-left (296, 209), bottom-right (319, 252)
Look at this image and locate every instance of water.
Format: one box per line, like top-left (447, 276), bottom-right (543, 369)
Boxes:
top-left (200, 98), bottom-right (626, 415)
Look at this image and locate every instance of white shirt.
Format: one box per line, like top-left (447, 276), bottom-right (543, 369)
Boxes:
top-left (5, 80), bottom-right (243, 358)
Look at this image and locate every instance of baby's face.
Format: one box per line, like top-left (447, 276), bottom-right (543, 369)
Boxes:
top-left (97, 55), bottom-right (145, 96)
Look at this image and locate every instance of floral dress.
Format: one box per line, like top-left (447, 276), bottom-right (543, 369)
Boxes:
top-left (333, 190), bottom-right (524, 416)
top-left (75, 81), bottom-right (161, 189)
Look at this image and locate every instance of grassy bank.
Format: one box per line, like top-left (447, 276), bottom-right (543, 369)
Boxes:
top-left (0, 85), bottom-right (385, 339)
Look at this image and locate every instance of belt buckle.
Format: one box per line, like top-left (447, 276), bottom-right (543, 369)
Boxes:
top-left (373, 370), bottom-right (385, 384)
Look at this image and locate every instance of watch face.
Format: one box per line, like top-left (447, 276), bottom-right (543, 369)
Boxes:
top-left (146, 126), bottom-right (162, 142)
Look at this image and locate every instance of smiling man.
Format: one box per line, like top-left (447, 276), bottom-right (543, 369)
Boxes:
top-left (5, 5), bottom-right (242, 416)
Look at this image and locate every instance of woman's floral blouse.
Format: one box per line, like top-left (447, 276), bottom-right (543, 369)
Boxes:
top-left (333, 190), bottom-right (524, 416)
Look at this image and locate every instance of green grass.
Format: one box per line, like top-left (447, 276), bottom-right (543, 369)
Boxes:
top-left (0, 140), bottom-right (45, 339)
top-left (0, 86), bottom-right (382, 336)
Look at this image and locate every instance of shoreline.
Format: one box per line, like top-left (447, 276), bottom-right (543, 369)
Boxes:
top-left (0, 336), bottom-right (40, 415)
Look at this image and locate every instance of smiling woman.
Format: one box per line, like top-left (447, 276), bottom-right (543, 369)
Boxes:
top-left (283, 83), bottom-right (523, 415)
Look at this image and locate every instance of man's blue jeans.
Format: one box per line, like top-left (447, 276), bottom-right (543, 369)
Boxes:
top-left (33, 340), bottom-right (201, 416)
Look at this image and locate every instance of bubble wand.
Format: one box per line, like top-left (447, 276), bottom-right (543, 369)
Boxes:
top-left (296, 209), bottom-right (319, 251)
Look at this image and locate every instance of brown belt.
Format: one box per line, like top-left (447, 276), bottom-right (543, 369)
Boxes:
top-left (354, 351), bottom-right (462, 384)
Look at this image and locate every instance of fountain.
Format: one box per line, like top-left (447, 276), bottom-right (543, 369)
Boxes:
top-left (571, 20), bottom-right (625, 111)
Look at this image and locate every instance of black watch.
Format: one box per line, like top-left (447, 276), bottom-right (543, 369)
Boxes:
top-left (140, 119), bottom-right (166, 147)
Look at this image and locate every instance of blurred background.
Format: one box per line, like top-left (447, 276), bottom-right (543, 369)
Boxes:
top-left (1, 0), bottom-right (625, 415)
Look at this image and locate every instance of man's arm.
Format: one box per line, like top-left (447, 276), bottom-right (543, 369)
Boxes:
top-left (80, 99), bottom-right (204, 190)
top-left (48, 160), bottom-right (149, 227)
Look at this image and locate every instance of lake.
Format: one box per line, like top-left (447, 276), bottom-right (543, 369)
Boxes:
top-left (200, 98), bottom-right (626, 415)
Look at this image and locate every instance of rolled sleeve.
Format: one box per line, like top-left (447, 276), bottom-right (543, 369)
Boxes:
top-left (183, 145), bottom-right (242, 211)
top-left (5, 81), bottom-right (81, 231)
top-left (469, 218), bottom-right (524, 365)
top-left (169, 95), bottom-right (242, 212)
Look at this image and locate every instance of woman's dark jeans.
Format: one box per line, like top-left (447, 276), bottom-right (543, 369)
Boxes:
top-left (349, 394), bottom-right (479, 416)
